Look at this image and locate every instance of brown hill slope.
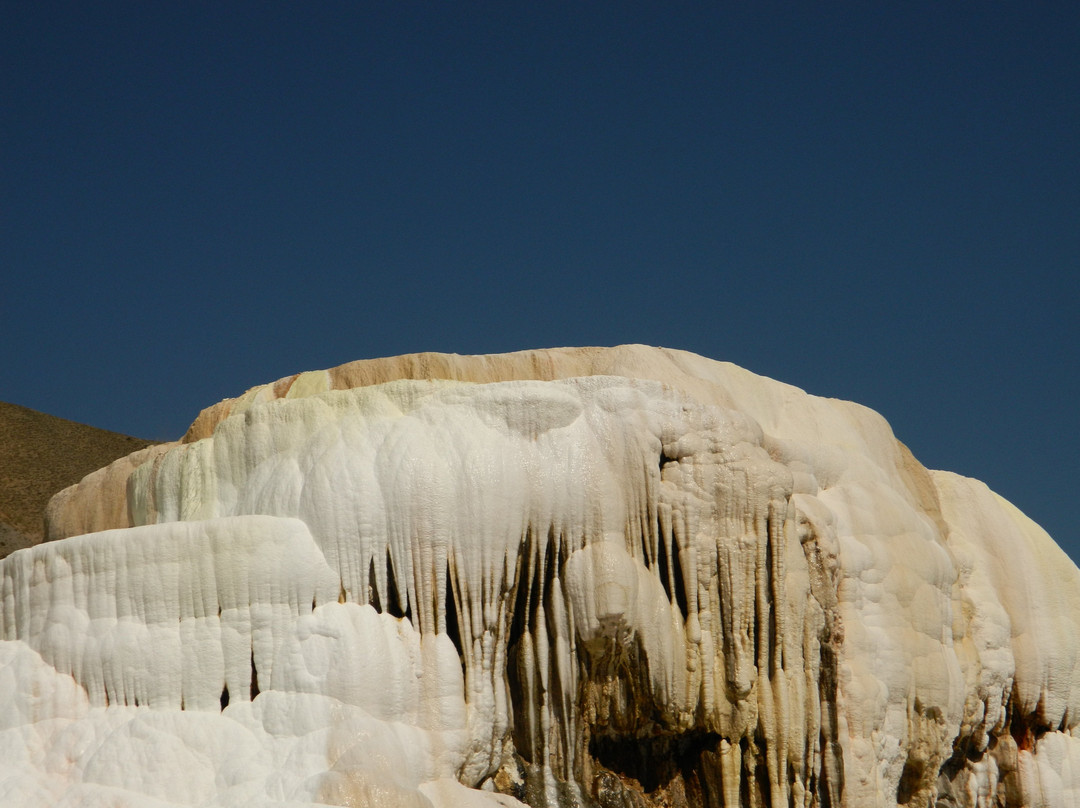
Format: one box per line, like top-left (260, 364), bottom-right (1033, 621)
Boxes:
top-left (0, 401), bottom-right (152, 558)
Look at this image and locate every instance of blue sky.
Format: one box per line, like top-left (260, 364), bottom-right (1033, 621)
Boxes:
top-left (3, 3), bottom-right (1077, 558)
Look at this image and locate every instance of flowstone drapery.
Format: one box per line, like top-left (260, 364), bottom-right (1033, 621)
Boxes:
top-left (3, 346), bottom-right (1078, 807)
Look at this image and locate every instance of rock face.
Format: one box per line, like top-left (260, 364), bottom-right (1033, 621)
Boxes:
top-left (2, 345), bottom-right (1078, 808)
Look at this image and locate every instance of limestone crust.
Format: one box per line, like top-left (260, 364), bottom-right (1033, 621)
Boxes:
top-left (3, 345), bottom-right (1077, 808)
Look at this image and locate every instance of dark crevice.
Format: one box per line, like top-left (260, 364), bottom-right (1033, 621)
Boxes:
top-left (817, 738), bottom-right (832, 808)
top-left (507, 528), bottom-right (537, 764)
top-left (1009, 706), bottom-right (1050, 753)
top-left (805, 770), bottom-right (818, 808)
top-left (250, 650), bottom-right (260, 700)
top-left (507, 531), bottom-right (533, 665)
top-left (818, 631), bottom-right (844, 808)
top-left (444, 560), bottom-right (465, 674)
top-left (590, 731), bottom-right (726, 797)
top-left (220, 684), bottom-right (230, 710)
top-left (369, 555), bottom-right (382, 611)
top-left (384, 549), bottom-right (411, 622)
top-left (739, 737), bottom-right (752, 808)
top-left (657, 519), bottom-right (672, 602)
top-left (539, 530), bottom-right (555, 604)
top-left (896, 757), bottom-right (924, 805)
top-left (640, 528), bottom-right (652, 571)
top-left (670, 536), bottom-right (689, 619)
top-left (753, 751), bottom-right (773, 808)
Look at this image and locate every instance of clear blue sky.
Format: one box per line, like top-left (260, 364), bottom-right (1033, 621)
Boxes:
top-left (3, 4), bottom-right (1077, 558)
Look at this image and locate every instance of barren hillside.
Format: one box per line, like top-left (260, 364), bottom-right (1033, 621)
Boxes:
top-left (0, 401), bottom-right (152, 557)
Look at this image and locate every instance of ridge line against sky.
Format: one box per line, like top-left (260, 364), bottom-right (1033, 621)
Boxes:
top-left (2, 3), bottom-right (1077, 558)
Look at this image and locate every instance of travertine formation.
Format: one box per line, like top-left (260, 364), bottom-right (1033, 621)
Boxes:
top-left (2, 346), bottom-right (1078, 807)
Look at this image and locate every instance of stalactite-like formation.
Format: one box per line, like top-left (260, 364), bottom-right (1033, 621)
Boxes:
top-left (3, 346), bottom-right (1080, 808)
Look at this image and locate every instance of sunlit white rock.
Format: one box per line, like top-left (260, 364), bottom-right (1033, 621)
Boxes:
top-left (4, 345), bottom-right (1078, 807)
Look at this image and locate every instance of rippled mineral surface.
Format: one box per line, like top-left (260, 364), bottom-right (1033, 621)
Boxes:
top-left (3, 345), bottom-right (1078, 807)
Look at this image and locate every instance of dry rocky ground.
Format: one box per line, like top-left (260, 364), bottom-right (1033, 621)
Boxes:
top-left (0, 401), bottom-right (152, 558)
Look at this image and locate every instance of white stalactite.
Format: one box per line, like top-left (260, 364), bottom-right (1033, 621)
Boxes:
top-left (2, 346), bottom-right (1078, 807)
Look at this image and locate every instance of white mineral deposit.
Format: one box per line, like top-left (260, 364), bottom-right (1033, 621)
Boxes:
top-left (2, 346), bottom-right (1077, 807)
